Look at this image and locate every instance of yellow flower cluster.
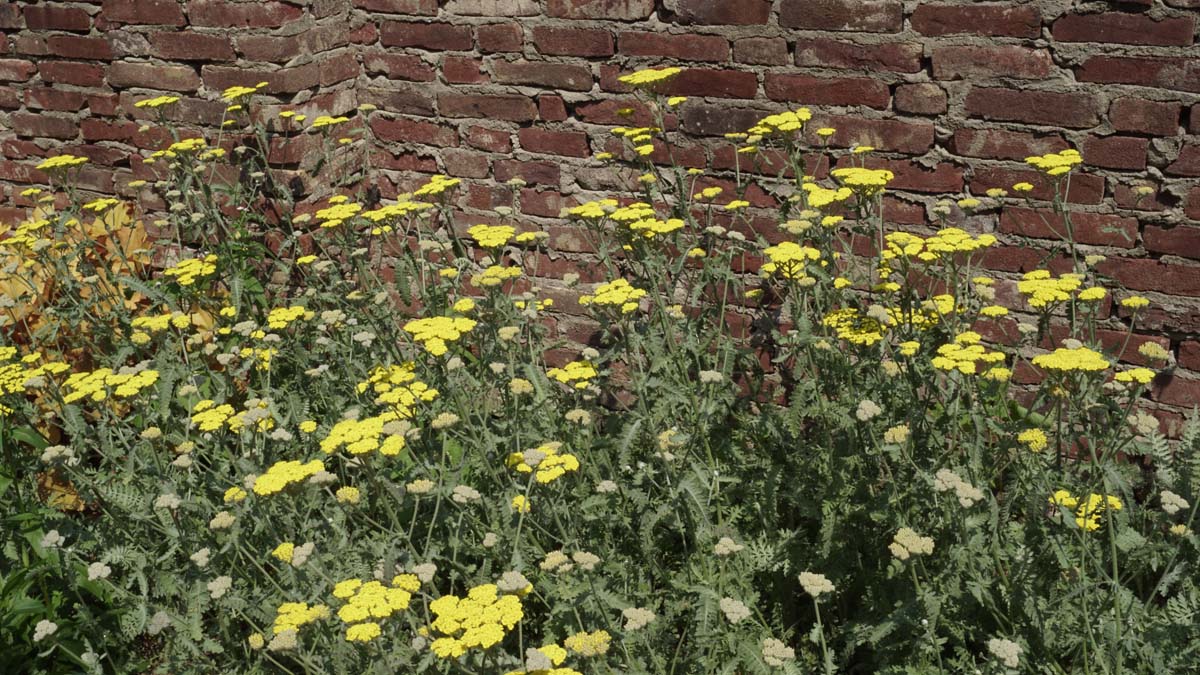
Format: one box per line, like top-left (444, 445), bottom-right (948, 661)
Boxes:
top-left (468, 224), bottom-right (515, 248)
top-left (1017, 270), bottom-right (1084, 308)
top-left (802, 183), bottom-right (852, 209)
top-left (930, 332), bottom-right (1006, 376)
top-left (148, 137), bottom-right (208, 161)
top-left (567, 198), bottom-right (618, 220)
top-left (564, 630), bottom-right (612, 656)
top-left (266, 305), bottom-right (313, 330)
top-left (321, 414), bottom-right (407, 456)
top-left (1032, 347), bottom-right (1110, 373)
top-left (889, 527), bottom-right (935, 560)
top-left (1026, 149), bottom-right (1082, 176)
top-left (546, 360), bottom-right (597, 390)
top-left (357, 362), bottom-right (439, 415)
top-left (361, 200), bottom-right (433, 235)
top-left (821, 309), bottom-right (885, 347)
top-left (413, 174), bottom-right (461, 198)
top-left (403, 316), bottom-right (478, 356)
top-left (748, 108), bottom-right (811, 135)
top-left (627, 216), bottom-right (684, 239)
top-left (831, 167), bottom-right (894, 195)
top-left (162, 255), bottom-right (217, 286)
top-left (63, 368), bottom-right (159, 403)
top-left (315, 202), bottom-right (362, 229)
top-left (131, 312), bottom-right (192, 334)
top-left (310, 115), bottom-right (350, 130)
top-left (333, 574), bottom-right (420, 642)
top-left (37, 155), bottom-right (89, 172)
top-left (761, 242), bottom-right (821, 280)
top-left (1050, 490), bottom-right (1122, 531)
top-left (135, 95), bottom-right (180, 109)
top-left (428, 584), bottom-right (524, 659)
top-left (507, 442), bottom-right (580, 484)
top-left (1114, 368), bottom-right (1155, 385)
top-left (502, 644), bottom-right (581, 675)
top-left (1017, 428), bottom-right (1048, 452)
top-left (883, 229), bottom-right (997, 264)
top-left (273, 602), bottom-right (330, 634)
top-left (474, 265), bottom-right (522, 288)
top-left (0, 350), bottom-right (67, 414)
top-left (253, 459), bottom-right (325, 496)
top-left (617, 67), bottom-right (682, 88)
top-left (220, 81), bottom-right (267, 102)
top-left (579, 279), bottom-right (646, 314)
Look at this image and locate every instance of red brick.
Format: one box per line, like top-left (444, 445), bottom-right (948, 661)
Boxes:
top-left (445, 0), bottom-right (538, 16)
top-left (441, 148), bottom-right (491, 178)
top-left (795, 38), bottom-right (921, 73)
top-left (678, 103), bottom-right (764, 136)
top-left (911, 3), bottom-right (1041, 37)
top-left (618, 32), bottom-right (728, 62)
top-left (0, 88), bottom-right (21, 110)
top-left (520, 188), bottom-right (571, 218)
top-left (834, 157), bottom-right (964, 193)
top-left (101, 0), bottom-right (185, 25)
top-left (108, 61), bottom-right (201, 91)
top-left (81, 119), bottom-right (138, 142)
top-left (235, 35), bottom-right (302, 62)
top-left (733, 37), bottom-right (788, 66)
top-left (1114, 184), bottom-right (1169, 212)
top-left (818, 115), bottom-right (935, 154)
top-left (779, 0), bottom-right (902, 32)
top-left (443, 56), bottom-right (487, 84)
top-left (1181, 341), bottom-right (1200, 370)
top-left (495, 159), bottom-right (560, 185)
top-left (1077, 56), bottom-right (1200, 94)
top-left (1097, 258), bottom-right (1200, 296)
top-left (766, 73), bottom-right (889, 109)
top-left (532, 27), bottom-right (613, 57)
top-left (518, 128), bottom-right (590, 157)
top-left (546, 0), bottom-right (654, 20)
top-left (371, 116), bottom-right (459, 147)
top-left (352, 0), bottom-right (438, 13)
top-left (47, 36), bottom-right (114, 61)
top-left (1167, 143), bottom-right (1200, 177)
top-left (1108, 98), bottom-right (1181, 136)
top-left (1053, 13), bottom-right (1194, 47)
top-left (150, 32), bottom-right (235, 61)
top-left (672, 0), bottom-right (771, 24)
top-left (9, 112), bottom-right (79, 140)
top-left (440, 93), bottom-right (538, 122)
top-left (999, 207), bottom-right (1136, 248)
top-left (361, 85), bottom-right (436, 116)
top-left (38, 61), bottom-right (107, 87)
top-left (950, 128), bottom-right (1067, 161)
top-left (363, 52), bottom-right (436, 81)
top-left (965, 87), bottom-right (1100, 128)
top-left (492, 61), bottom-right (593, 91)
top-left (477, 23), bottom-right (524, 52)
top-left (932, 45), bottom-right (1053, 80)
top-left (1188, 186), bottom-right (1200, 221)
top-left (189, 1), bottom-right (303, 28)
top-left (1145, 225), bottom-right (1200, 259)
top-left (894, 83), bottom-right (947, 115)
top-left (1152, 373), bottom-right (1200, 409)
top-left (23, 4), bottom-right (91, 32)
top-left (25, 88), bottom-right (87, 112)
top-left (970, 167), bottom-right (1105, 204)
top-left (1081, 135), bottom-right (1148, 171)
top-left (320, 52), bottom-right (362, 86)
top-left (1192, 105), bottom-right (1200, 133)
top-left (668, 69), bottom-right (758, 99)
top-left (0, 5), bottom-right (21, 29)
top-left (202, 63), bottom-right (320, 94)
top-left (382, 22), bottom-right (474, 50)
top-left (538, 94), bottom-right (568, 122)
top-left (0, 59), bottom-right (37, 83)
top-left (465, 125), bottom-right (512, 153)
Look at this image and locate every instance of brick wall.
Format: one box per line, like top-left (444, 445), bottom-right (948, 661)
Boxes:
top-left (1, 0), bottom-right (1199, 429)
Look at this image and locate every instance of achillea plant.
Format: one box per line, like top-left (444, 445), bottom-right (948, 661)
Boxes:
top-left (0, 69), bottom-right (1197, 675)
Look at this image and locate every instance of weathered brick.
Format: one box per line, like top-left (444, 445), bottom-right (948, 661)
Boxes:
top-left (619, 32), bottom-right (729, 62)
top-left (970, 167), bottom-right (1105, 204)
top-left (352, 0), bottom-right (438, 13)
top-left (151, 33), bottom-right (235, 61)
top-left (546, 0), bottom-right (655, 20)
top-left (965, 88), bottom-right (1101, 128)
top-left (371, 116), bottom-right (459, 147)
top-left (0, 59), bottom-right (37, 83)
top-left (1108, 98), bottom-right (1181, 136)
top-left (38, 61), bottom-right (107, 87)
top-left (835, 157), bottom-right (964, 193)
top-left (668, 69), bottom-right (758, 99)
top-left (1077, 56), bottom-right (1200, 94)
top-left (442, 148), bottom-right (491, 178)
top-left (202, 63), bottom-right (321, 94)
top-left (795, 38), bottom-right (921, 73)
top-left (495, 159), bottom-right (560, 185)
top-left (1081, 135), bottom-right (1148, 171)
top-left (477, 23), bottom-right (524, 52)
top-left (109, 61), bottom-right (202, 91)
top-left (492, 60), bottom-right (593, 91)
top-left (1053, 13), bottom-right (1194, 47)
top-left (362, 85), bottom-right (437, 116)
top-left (101, 0), bottom-right (185, 25)
top-left (1167, 143), bottom-right (1200, 177)
top-left (519, 128), bottom-right (591, 157)
top-left (765, 73), bottom-right (889, 109)
top-left (779, 0), bottom-right (903, 32)
top-left (733, 37), bottom-right (788, 66)
top-left (25, 88), bottom-right (87, 112)
top-left (1181, 341), bottom-right (1200, 371)
top-left (894, 83), bottom-right (947, 115)
top-left (1000, 207), bottom-right (1137, 248)
top-left (669, 0), bottom-right (771, 25)
top-left (189, 1), bottom-right (303, 28)
top-left (1097, 258), bottom-right (1200, 297)
top-left (1192, 105), bottom-right (1200, 133)
top-left (911, 3), bottom-right (1041, 37)
top-left (538, 94), bottom-right (568, 122)
top-left (47, 36), bottom-right (114, 60)
top-left (679, 104), bottom-right (770, 136)
top-left (1145, 224), bottom-right (1200, 259)
top-left (443, 56), bottom-right (488, 84)
top-left (440, 93), bottom-right (538, 122)
top-left (1186, 185), bottom-right (1200, 221)
top-left (950, 128), bottom-right (1068, 161)
top-left (445, 0), bottom-right (538, 16)
top-left (932, 45), bottom-right (1053, 80)
top-left (381, 22), bottom-right (474, 50)
top-left (532, 27), bottom-right (613, 57)
top-left (363, 52), bottom-right (435, 81)
top-left (9, 112), bottom-right (79, 140)
top-left (465, 125), bottom-right (512, 153)
top-left (817, 115), bottom-right (935, 154)
top-left (23, 4), bottom-right (91, 32)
